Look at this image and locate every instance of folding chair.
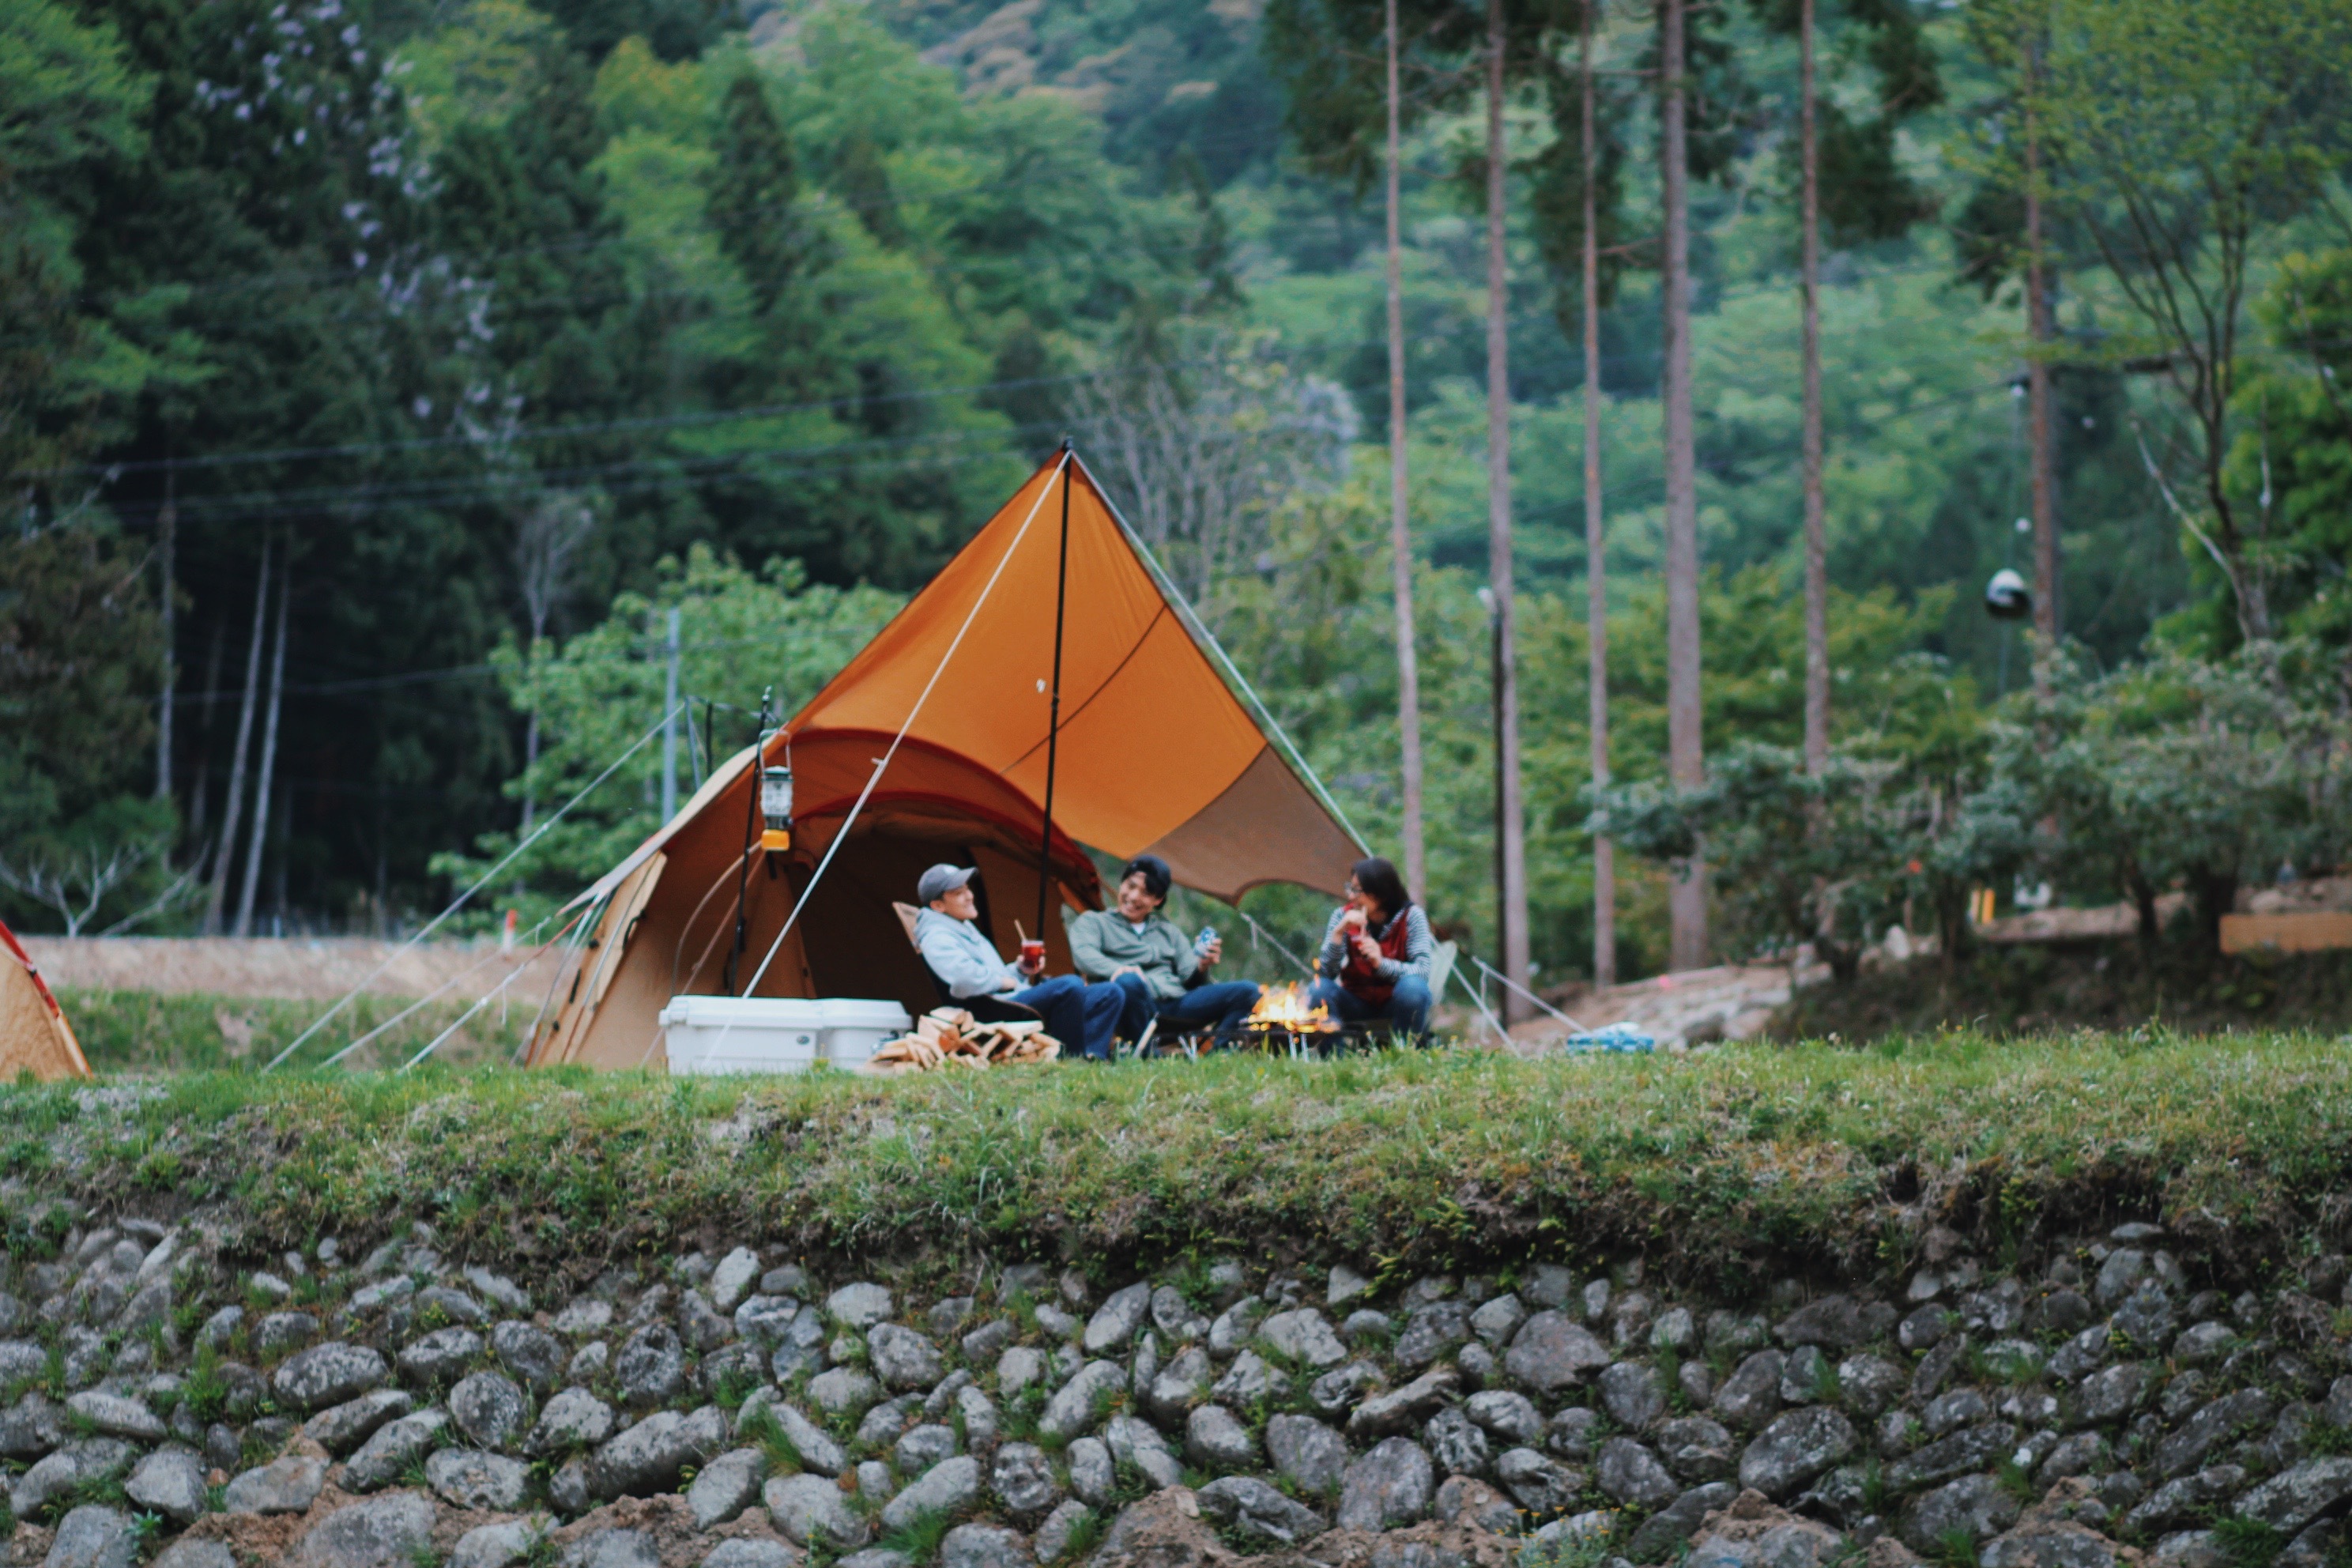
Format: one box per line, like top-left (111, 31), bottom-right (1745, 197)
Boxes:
top-left (891, 903), bottom-right (1042, 1027)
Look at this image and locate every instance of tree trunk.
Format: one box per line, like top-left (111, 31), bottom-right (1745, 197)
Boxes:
top-left (1582, 0), bottom-right (1615, 990)
top-left (1800, 0), bottom-right (1828, 776)
top-left (1485, 0), bottom-right (1530, 1020)
top-left (203, 537), bottom-right (273, 936)
top-left (1386, 0), bottom-right (1427, 897)
top-left (188, 624), bottom-right (224, 846)
top-left (2024, 66), bottom-right (2059, 680)
top-left (156, 484), bottom-right (176, 803)
top-left (1660, 0), bottom-right (1708, 970)
top-left (233, 558), bottom-right (290, 938)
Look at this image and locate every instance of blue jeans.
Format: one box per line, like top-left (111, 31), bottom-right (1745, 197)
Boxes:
top-left (1310, 975), bottom-right (1431, 1039)
top-left (1111, 974), bottom-right (1265, 1044)
top-left (1011, 974), bottom-right (1125, 1062)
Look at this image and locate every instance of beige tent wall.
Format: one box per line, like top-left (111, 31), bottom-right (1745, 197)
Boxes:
top-left (0, 923), bottom-right (91, 1082)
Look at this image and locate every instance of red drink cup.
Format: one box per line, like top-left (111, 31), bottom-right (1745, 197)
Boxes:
top-left (1020, 939), bottom-right (1046, 970)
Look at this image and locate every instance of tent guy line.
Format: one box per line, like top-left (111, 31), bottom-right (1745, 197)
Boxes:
top-left (260, 701), bottom-right (684, 1071)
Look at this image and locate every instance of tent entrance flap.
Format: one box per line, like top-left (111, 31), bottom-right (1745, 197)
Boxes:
top-left (533, 448), bottom-right (1365, 1069)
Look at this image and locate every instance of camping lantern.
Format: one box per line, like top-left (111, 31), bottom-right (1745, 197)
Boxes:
top-left (1984, 567), bottom-right (2033, 620)
top-left (760, 764), bottom-right (793, 853)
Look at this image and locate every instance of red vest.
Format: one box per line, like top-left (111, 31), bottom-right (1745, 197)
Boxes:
top-left (1340, 910), bottom-right (1413, 1007)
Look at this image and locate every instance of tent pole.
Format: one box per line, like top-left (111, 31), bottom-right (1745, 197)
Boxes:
top-left (1038, 443), bottom-right (1072, 949)
top-left (725, 706), bottom-right (763, 997)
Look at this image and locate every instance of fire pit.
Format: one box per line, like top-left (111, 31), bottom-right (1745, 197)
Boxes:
top-left (1234, 982), bottom-right (1345, 1057)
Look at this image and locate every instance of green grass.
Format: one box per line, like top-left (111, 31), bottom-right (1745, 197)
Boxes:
top-left (877, 1506), bottom-right (956, 1564)
top-left (58, 986), bottom-right (527, 1075)
top-left (6, 1030), bottom-right (2352, 1283)
top-left (2214, 1518), bottom-right (2288, 1568)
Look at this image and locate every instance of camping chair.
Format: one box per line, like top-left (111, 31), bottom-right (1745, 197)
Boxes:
top-left (1326, 940), bottom-right (1457, 1054)
top-left (891, 903), bottom-right (1043, 1027)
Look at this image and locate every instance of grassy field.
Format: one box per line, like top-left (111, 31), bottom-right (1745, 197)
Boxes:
top-left (9, 1030), bottom-right (2351, 1293)
top-left (58, 987), bottom-right (530, 1074)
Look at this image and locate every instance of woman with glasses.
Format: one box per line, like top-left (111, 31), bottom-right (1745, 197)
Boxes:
top-left (1310, 856), bottom-right (1434, 1042)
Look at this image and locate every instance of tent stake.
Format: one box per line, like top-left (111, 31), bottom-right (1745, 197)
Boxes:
top-left (1036, 443), bottom-right (1072, 950)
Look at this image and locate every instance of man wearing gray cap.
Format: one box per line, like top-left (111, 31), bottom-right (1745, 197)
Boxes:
top-left (914, 864), bottom-right (1123, 1062)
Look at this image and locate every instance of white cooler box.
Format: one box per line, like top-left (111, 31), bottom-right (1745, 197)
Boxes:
top-left (659, 997), bottom-right (912, 1074)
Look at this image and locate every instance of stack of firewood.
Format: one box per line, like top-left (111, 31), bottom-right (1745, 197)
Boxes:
top-left (867, 1008), bottom-right (1061, 1072)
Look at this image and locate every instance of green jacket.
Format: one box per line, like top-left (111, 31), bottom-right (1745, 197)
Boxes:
top-left (1066, 908), bottom-right (1202, 1001)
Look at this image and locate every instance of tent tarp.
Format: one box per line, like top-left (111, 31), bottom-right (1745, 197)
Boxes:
top-left (0, 921), bottom-right (91, 1082)
top-left (528, 451), bottom-right (1363, 1070)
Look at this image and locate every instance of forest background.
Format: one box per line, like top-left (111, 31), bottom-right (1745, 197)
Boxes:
top-left (6, 0), bottom-right (2350, 985)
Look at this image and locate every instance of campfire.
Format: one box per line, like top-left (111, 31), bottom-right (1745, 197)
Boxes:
top-left (1239, 982), bottom-right (1338, 1047)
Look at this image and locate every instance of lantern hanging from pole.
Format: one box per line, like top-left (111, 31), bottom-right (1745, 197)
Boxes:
top-left (760, 763), bottom-right (793, 853)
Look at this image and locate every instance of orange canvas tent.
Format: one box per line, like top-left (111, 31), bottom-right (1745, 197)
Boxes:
top-left (0, 920), bottom-right (92, 1081)
top-left (527, 450), bottom-right (1367, 1069)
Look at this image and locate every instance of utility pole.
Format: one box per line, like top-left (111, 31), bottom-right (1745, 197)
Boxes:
top-left (1800, 0), bottom-right (1829, 776)
top-left (204, 537), bottom-right (273, 937)
top-left (2023, 47), bottom-right (2059, 681)
top-left (156, 471), bottom-right (175, 804)
top-left (1385, 0), bottom-right (1427, 897)
top-left (1660, 0), bottom-right (1709, 971)
top-left (1582, 0), bottom-right (1615, 990)
top-left (1484, 0), bottom-right (1530, 1020)
top-left (233, 564), bottom-right (290, 938)
top-left (662, 607), bottom-right (681, 822)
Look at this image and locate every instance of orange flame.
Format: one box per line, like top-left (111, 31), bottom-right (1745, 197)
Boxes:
top-left (1246, 982), bottom-right (1334, 1031)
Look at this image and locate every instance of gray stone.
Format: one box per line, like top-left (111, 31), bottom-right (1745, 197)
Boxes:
top-left (1468, 1294), bottom-right (1528, 1349)
top-left (398, 1326), bottom-right (484, 1387)
top-left (0, 1391), bottom-right (62, 1458)
top-left (1626, 1483), bottom-right (1742, 1562)
top-left (1496, 1446), bottom-right (1585, 1513)
top-left (1549, 1407), bottom-right (1603, 1459)
top-left (1837, 1355), bottom-right (1906, 1418)
top-left (123, 1445), bottom-right (206, 1523)
top-left (451, 1369), bottom-right (529, 1451)
top-left (614, 1323), bottom-right (688, 1408)
top-left (1066, 1436), bottom-right (1114, 1509)
top-left (881, 1454), bottom-right (982, 1532)
top-left (701, 1545), bottom-right (795, 1568)
top-left (993, 1441), bottom-right (1061, 1518)
top-left (1600, 1361), bottom-right (1668, 1430)
top-left (62, 1391), bottom-right (164, 1442)
top-left (151, 1544), bottom-right (239, 1568)
top-left (733, 1296), bottom-right (801, 1348)
top-left (589, 1406), bottom-right (729, 1499)
top-left (1199, 1475), bottom-right (1326, 1545)
top-left (763, 1399), bottom-right (846, 1476)
top-left (1266, 1413), bottom-right (1348, 1496)
top-left (1035, 1500), bottom-right (1095, 1563)
top-left (2172, 1322), bottom-right (2236, 1367)
top-left (686, 1446), bottom-right (766, 1528)
top-left (1040, 1359), bottom-right (1125, 1442)
top-left (765, 1472), bottom-right (870, 1550)
top-left (1395, 1302), bottom-right (1473, 1368)
top-left (1329, 1266), bottom-right (1374, 1307)
top-left (1424, 1406), bottom-right (1490, 1476)
top-left (530, 1388), bottom-right (616, 1455)
top-left (1348, 1366), bottom-right (1459, 1438)
top-left (286, 1492), bottom-right (439, 1567)
top-left (996, 1347), bottom-right (1048, 1398)
top-left (276, 1340), bottom-right (392, 1410)
top-left (13, 1439), bottom-right (132, 1527)
top-left (1142, 1345), bottom-right (1210, 1423)
top-left (1739, 1407), bottom-right (1856, 1499)
top-left (1107, 1413), bottom-right (1182, 1490)
top-left (2125, 1467), bottom-right (2247, 1534)
top-left (963, 1319), bottom-right (1015, 1362)
top-left (570, 1343), bottom-right (611, 1384)
top-left (2236, 1458), bottom-right (2352, 1534)
top-left (2152, 1535), bottom-right (2227, 1568)
top-left (1780, 1345), bottom-right (1833, 1405)
top-left (1466, 1389), bottom-right (1544, 1445)
top-left (44, 1506), bottom-right (139, 1568)
top-left (1083, 1283), bottom-right (1153, 1355)
top-left (897, 1422), bottom-right (959, 1473)
top-left (1775, 1295), bottom-right (1894, 1350)
top-left (1187, 1404), bottom-right (1258, 1470)
top-left (1924, 1387), bottom-right (1991, 1436)
top-left (344, 1408), bottom-right (449, 1491)
top-left (708, 1250), bottom-right (762, 1314)
top-left (560, 1530), bottom-right (662, 1568)
top-left (255, 1310), bottom-right (320, 1355)
top-left (1211, 1349), bottom-right (1286, 1405)
top-left (1261, 1307), bottom-right (1349, 1369)
top-left (1904, 1472), bottom-right (2022, 1551)
top-left (1960, 1281), bottom-right (2026, 1336)
top-left (1209, 1298), bottom-right (1266, 1359)
top-left (428, 1447), bottom-right (533, 1511)
top-left (1886, 1423), bottom-right (2018, 1491)
top-left (1339, 1435), bottom-right (1435, 1530)
top-left (225, 1452), bottom-right (329, 1513)
top-left (1310, 1359), bottom-right (1384, 1417)
top-left (2158, 1390), bottom-right (2276, 1478)
top-left (1713, 1351), bottom-right (1786, 1430)
top-left (2114, 1282), bottom-right (2177, 1348)
top-left (418, 1286), bottom-right (488, 1325)
top-left (1434, 1474), bottom-right (1521, 1534)
top-left (450, 1519), bottom-right (549, 1568)
top-left (1657, 1415), bottom-right (1738, 1482)
top-left (827, 1283), bottom-right (894, 1329)
top-left (940, 1523), bottom-right (1035, 1568)
top-left (303, 1389), bottom-right (413, 1454)
top-left (2040, 1431), bottom-right (2111, 1482)
top-left (860, 1326), bottom-right (934, 1395)
top-left (1342, 1310), bottom-right (1393, 1344)
top-left (492, 1321), bottom-right (565, 1395)
top-left (1596, 1436), bottom-right (1679, 1506)
top-left (2066, 1363), bottom-right (2153, 1428)
top-left (807, 1366), bottom-right (880, 1417)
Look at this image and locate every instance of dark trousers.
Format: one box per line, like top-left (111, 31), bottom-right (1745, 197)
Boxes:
top-left (1310, 974), bottom-right (1432, 1038)
top-left (1010, 974), bottom-right (1125, 1062)
top-left (1111, 973), bottom-right (1264, 1043)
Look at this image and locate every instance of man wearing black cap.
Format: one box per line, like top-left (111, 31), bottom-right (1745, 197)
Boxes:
top-left (913, 864), bottom-right (1123, 1061)
top-left (1068, 854), bottom-right (1263, 1047)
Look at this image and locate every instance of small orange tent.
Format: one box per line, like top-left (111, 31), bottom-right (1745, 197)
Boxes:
top-left (527, 450), bottom-right (1366, 1069)
top-left (0, 920), bottom-right (92, 1081)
